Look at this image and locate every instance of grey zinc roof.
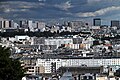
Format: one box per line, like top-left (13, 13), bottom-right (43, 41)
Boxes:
top-left (60, 72), bottom-right (74, 80)
top-left (63, 72), bottom-right (72, 77)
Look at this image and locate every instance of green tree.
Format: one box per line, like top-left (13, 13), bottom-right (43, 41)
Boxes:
top-left (115, 68), bottom-right (120, 77)
top-left (0, 46), bottom-right (24, 80)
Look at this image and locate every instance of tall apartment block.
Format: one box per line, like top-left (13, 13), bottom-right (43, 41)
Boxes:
top-left (93, 18), bottom-right (101, 26)
top-left (0, 20), bottom-right (13, 29)
top-left (111, 20), bottom-right (120, 29)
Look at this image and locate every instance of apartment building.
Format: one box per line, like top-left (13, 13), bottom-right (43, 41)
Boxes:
top-left (45, 38), bottom-right (73, 48)
top-left (35, 58), bottom-right (120, 74)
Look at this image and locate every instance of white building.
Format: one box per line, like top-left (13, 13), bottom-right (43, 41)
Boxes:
top-left (0, 20), bottom-right (14, 29)
top-left (36, 58), bottom-right (120, 73)
top-left (35, 21), bottom-right (46, 31)
top-left (14, 22), bottom-right (19, 28)
top-left (82, 36), bottom-right (95, 49)
top-left (28, 20), bottom-right (33, 31)
top-left (45, 38), bottom-right (73, 48)
top-left (15, 35), bottom-right (30, 41)
top-left (36, 59), bottom-right (62, 73)
top-left (14, 35), bottom-right (33, 45)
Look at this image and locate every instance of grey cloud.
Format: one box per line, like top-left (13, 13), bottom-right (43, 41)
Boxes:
top-left (1, 0), bottom-right (120, 21)
top-left (0, 1), bottom-right (44, 13)
top-left (76, 6), bottom-right (120, 17)
top-left (54, 1), bottom-right (73, 11)
top-left (87, 0), bottom-right (101, 3)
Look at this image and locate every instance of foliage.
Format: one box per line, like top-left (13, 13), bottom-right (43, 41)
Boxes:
top-left (115, 68), bottom-right (120, 77)
top-left (0, 46), bottom-right (24, 80)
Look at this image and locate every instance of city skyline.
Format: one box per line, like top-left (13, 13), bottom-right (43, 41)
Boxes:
top-left (0, 0), bottom-right (120, 25)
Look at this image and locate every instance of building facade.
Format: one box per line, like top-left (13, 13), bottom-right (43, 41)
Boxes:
top-left (35, 58), bottom-right (120, 73)
top-left (45, 38), bottom-right (73, 48)
top-left (111, 20), bottom-right (120, 29)
top-left (93, 18), bottom-right (101, 26)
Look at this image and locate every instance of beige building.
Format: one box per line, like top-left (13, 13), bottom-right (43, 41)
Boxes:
top-left (96, 75), bottom-right (107, 80)
top-left (67, 21), bottom-right (86, 31)
top-left (35, 65), bottom-right (45, 74)
top-left (35, 21), bottom-right (45, 30)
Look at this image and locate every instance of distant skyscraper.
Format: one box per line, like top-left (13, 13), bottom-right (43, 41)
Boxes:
top-left (111, 20), bottom-right (120, 29)
top-left (19, 20), bottom-right (33, 29)
top-left (27, 20), bottom-right (33, 29)
top-left (67, 21), bottom-right (85, 31)
top-left (20, 20), bottom-right (28, 28)
top-left (14, 22), bottom-right (19, 28)
top-left (93, 18), bottom-right (101, 26)
top-left (0, 21), bottom-right (3, 29)
top-left (0, 20), bottom-right (13, 29)
top-left (35, 21), bottom-right (46, 30)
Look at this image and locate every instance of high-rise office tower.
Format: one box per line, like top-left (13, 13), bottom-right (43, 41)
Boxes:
top-left (27, 20), bottom-right (33, 29)
top-left (111, 20), bottom-right (120, 29)
top-left (93, 18), bottom-right (101, 26)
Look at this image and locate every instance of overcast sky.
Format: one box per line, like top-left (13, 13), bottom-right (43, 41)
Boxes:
top-left (0, 0), bottom-right (120, 24)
